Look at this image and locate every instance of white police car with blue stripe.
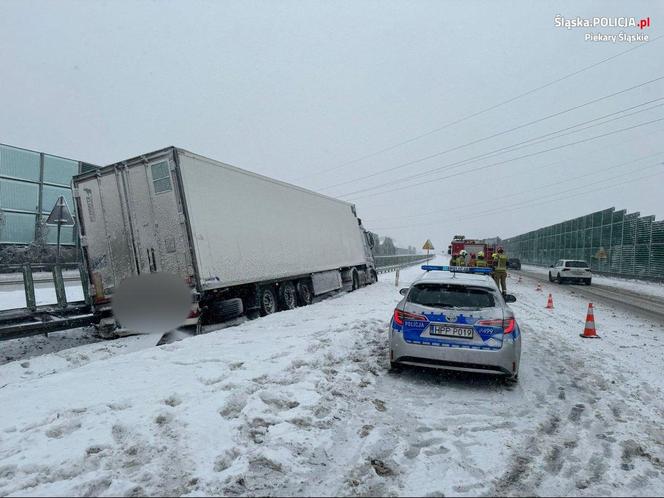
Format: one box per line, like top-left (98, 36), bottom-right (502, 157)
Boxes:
top-left (389, 265), bottom-right (521, 382)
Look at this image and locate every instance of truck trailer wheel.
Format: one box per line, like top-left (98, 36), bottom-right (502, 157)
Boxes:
top-left (259, 286), bottom-right (278, 316)
top-left (369, 269), bottom-right (378, 284)
top-left (96, 317), bottom-right (119, 339)
top-left (279, 281), bottom-right (297, 310)
top-left (296, 281), bottom-right (313, 306)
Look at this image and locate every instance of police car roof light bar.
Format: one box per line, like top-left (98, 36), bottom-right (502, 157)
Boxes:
top-left (421, 265), bottom-right (493, 275)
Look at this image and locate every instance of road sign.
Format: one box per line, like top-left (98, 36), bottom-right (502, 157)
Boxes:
top-left (45, 196), bottom-right (75, 262)
top-left (595, 247), bottom-right (608, 260)
top-left (46, 196), bottom-right (75, 226)
top-left (422, 239), bottom-right (435, 263)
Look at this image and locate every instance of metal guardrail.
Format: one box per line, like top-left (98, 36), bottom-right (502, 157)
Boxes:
top-left (374, 254), bottom-right (432, 273)
top-left (0, 262), bottom-right (90, 312)
top-left (0, 263), bottom-right (93, 341)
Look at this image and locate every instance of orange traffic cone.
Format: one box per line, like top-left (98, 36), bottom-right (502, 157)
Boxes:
top-left (580, 303), bottom-right (600, 339)
top-left (536, 283), bottom-right (542, 292)
top-left (545, 293), bottom-right (554, 309)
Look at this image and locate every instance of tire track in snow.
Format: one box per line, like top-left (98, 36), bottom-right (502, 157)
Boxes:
top-left (490, 280), bottom-right (664, 496)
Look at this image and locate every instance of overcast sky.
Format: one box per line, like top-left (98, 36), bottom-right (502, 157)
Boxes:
top-left (1, 0), bottom-right (663, 251)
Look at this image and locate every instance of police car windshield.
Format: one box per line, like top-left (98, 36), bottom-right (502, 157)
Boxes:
top-left (565, 261), bottom-right (589, 268)
top-left (408, 283), bottom-right (495, 308)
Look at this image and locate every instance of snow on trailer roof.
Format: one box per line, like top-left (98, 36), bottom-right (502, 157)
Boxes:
top-left (72, 146), bottom-right (359, 211)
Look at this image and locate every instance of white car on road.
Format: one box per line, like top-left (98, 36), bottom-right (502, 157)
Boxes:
top-left (548, 259), bottom-right (592, 285)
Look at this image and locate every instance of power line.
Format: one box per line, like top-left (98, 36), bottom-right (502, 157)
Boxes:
top-left (370, 163), bottom-right (664, 232)
top-left (456, 168), bottom-right (664, 225)
top-left (322, 76), bottom-right (664, 192)
top-left (369, 160), bottom-right (663, 230)
top-left (346, 117), bottom-right (664, 200)
top-left (357, 124), bottom-right (664, 211)
top-left (363, 150), bottom-right (664, 224)
top-left (453, 163), bottom-right (664, 223)
top-left (343, 117), bottom-right (664, 200)
top-left (298, 34), bottom-right (664, 181)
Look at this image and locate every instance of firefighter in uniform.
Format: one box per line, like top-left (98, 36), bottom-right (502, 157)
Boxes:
top-left (468, 253), bottom-right (477, 267)
top-left (493, 246), bottom-right (508, 294)
top-left (491, 252), bottom-right (499, 286)
top-left (476, 251), bottom-right (487, 267)
top-left (458, 249), bottom-right (468, 266)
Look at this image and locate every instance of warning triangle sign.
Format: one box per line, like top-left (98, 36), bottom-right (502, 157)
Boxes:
top-left (595, 247), bottom-right (607, 260)
top-left (45, 196), bottom-right (75, 226)
top-left (422, 239), bottom-right (434, 250)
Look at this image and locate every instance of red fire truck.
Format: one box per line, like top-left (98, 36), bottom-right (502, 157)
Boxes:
top-left (447, 235), bottom-right (496, 261)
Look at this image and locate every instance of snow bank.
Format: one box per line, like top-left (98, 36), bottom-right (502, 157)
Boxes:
top-left (1, 258), bottom-right (663, 496)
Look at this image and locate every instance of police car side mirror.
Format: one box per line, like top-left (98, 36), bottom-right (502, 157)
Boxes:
top-left (549, 264), bottom-right (554, 268)
top-left (399, 288), bottom-right (408, 296)
top-left (504, 294), bottom-right (517, 303)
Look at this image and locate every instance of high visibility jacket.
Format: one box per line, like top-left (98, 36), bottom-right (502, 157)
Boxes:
top-left (495, 253), bottom-right (508, 272)
top-left (453, 256), bottom-right (465, 266)
top-left (476, 259), bottom-right (487, 267)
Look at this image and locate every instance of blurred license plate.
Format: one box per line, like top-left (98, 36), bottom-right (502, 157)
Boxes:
top-left (429, 324), bottom-right (474, 338)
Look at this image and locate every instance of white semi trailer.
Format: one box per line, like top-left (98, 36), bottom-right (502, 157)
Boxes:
top-left (72, 147), bottom-right (376, 333)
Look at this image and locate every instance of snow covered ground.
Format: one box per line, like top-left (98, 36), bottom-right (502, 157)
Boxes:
top-left (1, 258), bottom-right (663, 496)
top-left (522, 264), bottom-right (664, 299)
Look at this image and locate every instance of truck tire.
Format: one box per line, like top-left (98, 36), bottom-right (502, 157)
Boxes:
top-left (279, 281), bottom-right (297, 310)
top-left (209, 298), bottom-right (244, 322)
top-left (259, 286), bottom-right (277, 316)
top-left (504, 373), bottom-right (519, 385)
top-left (368, 269), bottom-right (378, 284)
top-left (296, 281), bottom-right (313, 306)
top-left (96, 317), bottom-right (119, 339)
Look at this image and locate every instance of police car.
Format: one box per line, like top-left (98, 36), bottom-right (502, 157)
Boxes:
top-left (388, 265), bottom-right (521, 382)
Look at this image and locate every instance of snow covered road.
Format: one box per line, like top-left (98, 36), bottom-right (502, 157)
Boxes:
top-left (517, 266), bottom-right (664, 321)
top-left (1, 259), bottom-right (663, 496)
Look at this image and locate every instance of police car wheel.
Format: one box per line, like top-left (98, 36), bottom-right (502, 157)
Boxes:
top-left (389, 361), bottom-right (402, 372)
top-left (505, 373), bottom-right (519, 384)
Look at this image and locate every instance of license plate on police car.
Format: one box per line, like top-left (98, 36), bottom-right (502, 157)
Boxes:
top-left (429, 324), bottom-right (474, 338)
